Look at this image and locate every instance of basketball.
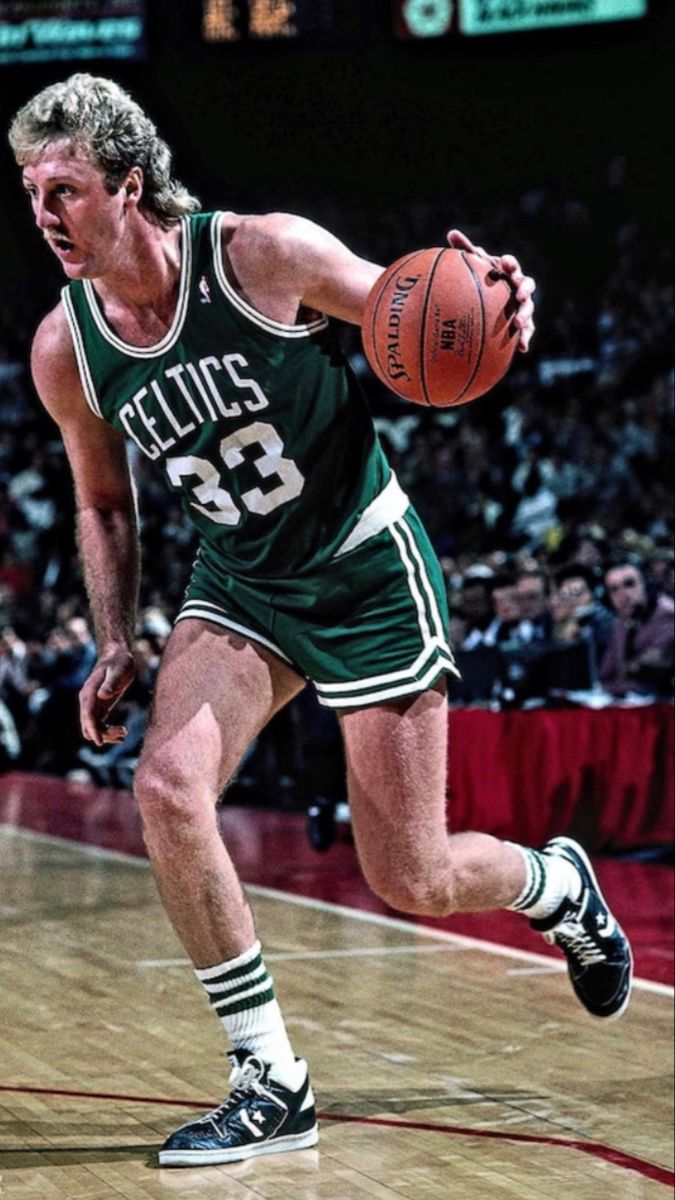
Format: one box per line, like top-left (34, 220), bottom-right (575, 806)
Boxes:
top-left (362, 247), bottom-right (519, 407)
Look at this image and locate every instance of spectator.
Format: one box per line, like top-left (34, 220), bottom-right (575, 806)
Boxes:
top-left (481, 574), bottom-right (521, 647)
top-left (646, 548), bottom-right (675, 601)
top-left (599, 561), bottom-right (675, 696)
top-left (0, 696), bottom-right (20, 767)
top-left (0, 624), bottom-right (27, 765)
top-left (554, 525), bottom-right (609, 574)
top-left (514, 569), bottom-right (553, 643)
top-left (551, 563), bottom-right (616, 664)
top-left (24, 616), bottom-right (97, 773)
top-left (458, 569), bottom-right (495, 650)
top-left (510, 464), bottom-right (560, 549)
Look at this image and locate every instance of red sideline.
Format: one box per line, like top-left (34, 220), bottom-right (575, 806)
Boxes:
top-left (0, 1085), bottom-right (672, 1188)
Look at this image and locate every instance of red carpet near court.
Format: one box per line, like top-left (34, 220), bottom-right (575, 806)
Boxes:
top-left (0, 771), bottom-right (672, 986)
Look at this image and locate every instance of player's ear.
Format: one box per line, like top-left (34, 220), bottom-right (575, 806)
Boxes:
top-left (123, 166), bottom-right (144, 207)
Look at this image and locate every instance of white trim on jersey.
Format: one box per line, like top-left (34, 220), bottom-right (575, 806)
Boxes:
top-left (61, 287), bottom-right (104, 418)
top-left (80, 216), bottom-right (192, 359)
top-left (333, 473), bottom-right (410, 558)
top-left (210, 212), bottom-right (329, 339)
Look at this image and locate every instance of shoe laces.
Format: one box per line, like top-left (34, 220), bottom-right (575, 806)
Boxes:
top-left (205, 1059), bottom-right (268, 1124)
top-left (546, 919), bottom-right (607, 967)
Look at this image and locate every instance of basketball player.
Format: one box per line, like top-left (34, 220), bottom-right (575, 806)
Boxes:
top-left (9, 75), bottom-right (632, 1168)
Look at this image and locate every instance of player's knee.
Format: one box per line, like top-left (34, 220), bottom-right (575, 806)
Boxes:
top-left (134, 755), bottom-right (204, 831)
top-left (364, 863), bottom-right (455, 918)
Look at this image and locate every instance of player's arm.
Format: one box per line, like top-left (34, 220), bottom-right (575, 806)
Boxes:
top-left (226, 212), bottom-right (383, 326)
top-left (31, 304), bottom-right (140, 746)
top-left (227, 215), bottom-right (535, 351)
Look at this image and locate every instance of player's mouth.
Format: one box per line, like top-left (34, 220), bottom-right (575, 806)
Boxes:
top-left (47, 232), bottom-right (78, 258)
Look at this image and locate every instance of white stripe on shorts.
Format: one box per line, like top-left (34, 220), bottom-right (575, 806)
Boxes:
top-left (175, 601), bottom-right (294, 666)
top-left (315, 514), bottom-right (457, 707)
top-left (316, 640), bottom-right (443, 695)
top-left (315, 648), bottom-right (458, 709)
top-left (395, 516), bottom-right (449, 644)
top-left (388, 519), bottom-right (434, 649)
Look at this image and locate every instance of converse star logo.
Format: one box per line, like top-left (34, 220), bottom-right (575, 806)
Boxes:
top-left (596, 912), bottom-right (617, 937)
top-left (240, 1110), bottom-right (265, 1139)
top-left (198, 274), bottom-right (212, 304)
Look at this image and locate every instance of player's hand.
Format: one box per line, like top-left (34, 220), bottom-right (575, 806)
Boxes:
top-left (79, 646), bottom-right (136, 746)
top-left (446, 229), bottom-right (536, 353)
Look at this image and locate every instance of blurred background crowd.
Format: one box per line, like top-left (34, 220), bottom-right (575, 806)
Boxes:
top-left (1, 166), bottom-right (673, 790)
top-left (0, 4), bottom-right (672, 801)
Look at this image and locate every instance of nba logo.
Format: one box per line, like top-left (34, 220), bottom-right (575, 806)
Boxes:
top-left (199, 275), bottom-right (211, 304)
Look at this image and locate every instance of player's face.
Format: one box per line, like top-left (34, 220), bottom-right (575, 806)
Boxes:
top-left (22, 139), bottom-right (131, 280)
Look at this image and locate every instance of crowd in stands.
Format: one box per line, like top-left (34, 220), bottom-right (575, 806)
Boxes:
top-left (0, 159), bottom-right (673, 790)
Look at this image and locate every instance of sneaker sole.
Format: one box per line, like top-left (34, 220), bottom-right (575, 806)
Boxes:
top-left (546, 836), bottom-right (634, 1020)
top-left (158, 1125), bottom-right (320, 1168)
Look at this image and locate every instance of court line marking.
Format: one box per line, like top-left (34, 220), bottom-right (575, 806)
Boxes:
top-left (507, 965), bottom-right (567, 976)
top-left (0, 1084), bottom-right (671, 1188)
top-left (1, 825), bottom-right (673, 998)
top-left (247, 882), bottom-right (675, 998)
top-left (2, 825), bottom-right (673, 1188)
top-left (137, 945), bottom-right (466, 967)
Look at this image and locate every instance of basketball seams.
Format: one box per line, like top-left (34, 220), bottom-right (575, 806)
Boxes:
top-left (419, 248), bottom-right (445, 407)
top-left (364, 245), bottom-right (516, 407)
top-left (453, 251), bottom-right (486, 405)
top-left (367, 249), bottom-right (430, 397)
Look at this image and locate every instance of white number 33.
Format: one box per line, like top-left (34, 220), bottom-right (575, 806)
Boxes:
top-left (166, 421), bottom-right (305, 527)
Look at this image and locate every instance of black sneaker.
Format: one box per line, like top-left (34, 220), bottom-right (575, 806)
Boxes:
top-left (531, 836), bottom-right (633, 1020)
top-left (159, 1051), bottom-right (319, 1167)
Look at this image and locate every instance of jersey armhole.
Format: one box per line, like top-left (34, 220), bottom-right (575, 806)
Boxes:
top-left (61, 287), bottom-right (104, 419)
top-left (209, 211), bottom-right (330, 340)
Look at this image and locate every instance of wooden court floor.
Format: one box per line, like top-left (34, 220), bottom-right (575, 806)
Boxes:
top-left (0, 826), bottom-right (673, 1199)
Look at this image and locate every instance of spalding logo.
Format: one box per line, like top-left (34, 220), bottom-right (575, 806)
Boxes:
top-left (386, 274), bottom-right (420, 382)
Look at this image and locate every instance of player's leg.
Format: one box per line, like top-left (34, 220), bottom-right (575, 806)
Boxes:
top-left (136, 618), bottom-right (301, 962)
top-left (338, 680), bottom-right (528, 916)
top-left (133, 618), bottom-right (318, 1166)
top-left (339, 679), bottom-right (633, 1020)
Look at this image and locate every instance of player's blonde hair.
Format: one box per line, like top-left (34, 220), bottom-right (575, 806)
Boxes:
top-left (8, 73), bottom-right (201, 227)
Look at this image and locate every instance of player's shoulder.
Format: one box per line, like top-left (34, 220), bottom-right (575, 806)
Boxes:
top-left (31, 299), bottom-right (83, 414)
top-left (32, 299), bottom-right (74, 367)
top-left (223, 210), bottom-right (326, 274)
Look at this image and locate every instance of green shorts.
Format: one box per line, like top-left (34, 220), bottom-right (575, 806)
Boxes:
top-left (177, 505), bottom-right (458, 708)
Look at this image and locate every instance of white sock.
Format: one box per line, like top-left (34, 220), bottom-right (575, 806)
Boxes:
top-left (195, 941), bottom-right (303, 1090)
top-left (507, 844), bottom-right (583, 920)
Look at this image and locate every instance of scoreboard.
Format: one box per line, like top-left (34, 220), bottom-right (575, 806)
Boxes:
top-left (202, 0), bottom-right (349, 43)
top-left (0, 0), bottom-right (146, 64)
top-left (0, 0), bottom-right (648, 63)
top-left (201, 0), bottom-right (647, 44)
top-left (202, 0), bottom-right (648, 43)
top-left (394, 0), bottom-right (647, 38)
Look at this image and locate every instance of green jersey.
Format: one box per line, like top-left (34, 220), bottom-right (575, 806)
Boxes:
top-left (62, 211), bottom-right (399, 578)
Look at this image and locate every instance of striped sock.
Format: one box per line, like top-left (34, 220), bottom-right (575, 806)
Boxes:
top-left (507, 844), bottom-right (582, 920)
top-left (195, 941), bottom-right (300, 1087)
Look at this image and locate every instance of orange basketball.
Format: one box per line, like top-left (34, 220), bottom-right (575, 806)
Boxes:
top-left (362, 247), bottom-right (519, 407)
